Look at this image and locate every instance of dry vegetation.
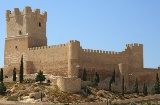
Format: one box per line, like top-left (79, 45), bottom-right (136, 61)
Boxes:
top-left (0, 82), bottom-right (159, 105)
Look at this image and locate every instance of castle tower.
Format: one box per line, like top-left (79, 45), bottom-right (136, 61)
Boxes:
top-left (67, 40), bottom-right (80, 77)
top-left (126, 43), bottom-right (143, 69)
top-left (4, 6), bottom-right (47, 73)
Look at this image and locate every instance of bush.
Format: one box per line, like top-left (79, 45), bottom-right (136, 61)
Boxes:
top-left (92, 72), bottom-right (100, 86)
top-left (23, 78), bottom-right (35, 83)
top-left (143, 83), bottom-right (148, 96)
top-left (132, 78), bottom-right (139, 94)
top-left (35, 70), bottom-right (46, 83)
top-left (84, 86), bottom-right (91, 95)
top-left (0, 81), bottom-right (6, 94)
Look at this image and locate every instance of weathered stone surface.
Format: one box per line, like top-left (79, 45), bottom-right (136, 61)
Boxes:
top-left (29, 92), bottom-right (45, 99)
top-left (57, 77), bottom-right (81, 93)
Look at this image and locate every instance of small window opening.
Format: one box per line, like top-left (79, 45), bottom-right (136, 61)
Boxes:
top-left (39, 22), bottom-right (41, 27)
top-left (15, 46), bottom-right (18, 51)
top-left (19, 30), bottom-right (22, 35)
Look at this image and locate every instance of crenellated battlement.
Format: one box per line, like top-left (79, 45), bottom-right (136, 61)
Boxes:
top-left (28, 44), bottom-right (66, 51)
top-left (82, 49), bottom-right (120, 54)
top-left (6, 6), bottom-right (47, 22)
top-left (125, 43), bottom-right (143, 50)
top-left (68, 40), bottom-right (80, 44)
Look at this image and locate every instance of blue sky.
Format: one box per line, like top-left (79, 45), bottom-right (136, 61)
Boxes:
top-left (0, 0), bottom-right (160, 68)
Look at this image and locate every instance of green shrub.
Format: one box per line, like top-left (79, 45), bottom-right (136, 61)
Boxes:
top-left (13, 68), bottom-right (16, 82)
top-left (23, 78), bottom-right (35, 83)
top-left (19, 55), bottom-right (24, 83)
top-left (0, 81), bottom-right (6, 94)
top-left (35, 70), bottom-right (46, 83)
top-left (82, 68), bottom-right (87, 81)
top-left (132, 78), bottom-right (139, 94)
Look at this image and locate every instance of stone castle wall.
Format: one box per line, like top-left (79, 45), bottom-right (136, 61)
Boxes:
top-left (77, 43), bottom-right (143, 81)
top-left (26, 44), bottom-right (68, 76)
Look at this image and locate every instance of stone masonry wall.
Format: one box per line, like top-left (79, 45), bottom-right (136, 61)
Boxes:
top-left (4, 6), bottom-right (47, 75)
top-left (26, 44), bottom-right (68, 76)
top-left (57, 77), bottom-right (81, 93)
top-left (78, 43), bottom-right (143, 81)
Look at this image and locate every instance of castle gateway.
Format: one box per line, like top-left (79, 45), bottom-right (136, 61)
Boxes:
top-left (4, 7), bottom-right (160, 87)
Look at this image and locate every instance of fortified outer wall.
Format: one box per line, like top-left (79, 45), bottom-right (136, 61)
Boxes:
top-left (26, 44), bottom-right (68, 76)
top-left (128, 68), bottom-right (160, 87)
top-left (78, 43), bottom-right (143, 80)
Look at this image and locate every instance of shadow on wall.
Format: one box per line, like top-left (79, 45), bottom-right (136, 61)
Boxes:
top-left (25, 61), bottom-right (37, 74)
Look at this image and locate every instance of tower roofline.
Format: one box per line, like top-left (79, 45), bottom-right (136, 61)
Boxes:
top-left (6, 6), bottom-right (47, 22)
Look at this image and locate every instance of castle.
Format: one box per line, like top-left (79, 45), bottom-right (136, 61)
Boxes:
top-left (4, 6), bottom-right (160, 89)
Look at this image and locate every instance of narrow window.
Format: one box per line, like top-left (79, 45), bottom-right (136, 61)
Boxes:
top-left (15, 46), bottom-right (18, 51)
top-left (39, 22), bottom-right (41, 27)
top-left (19, 30), bottom-right (22, 35)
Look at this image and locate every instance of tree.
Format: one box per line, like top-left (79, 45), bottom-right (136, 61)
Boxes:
top-left (96, 72), bottom-right (100, 83)
top-left (154, 73), bottom-right (159, 94)
top-left (35, 70), bottom-right (46, 83)
top-left (0, 68), bottom-right (3, 81)
top-left (156, 73), bottom-right (159, 81)
top-left (133, 78), bottom-right (139, 94)
top-left (109, 80), bottom-right (112, 91)
top-left (19, 55), bottom-right (24, 83)
top-left (92, 72), bottom-right (100, 86)
top-left (82, 68), bottom-right (87, 81)
top-left (92, 73), bottom-right (98, 85)
top-left (0, 81), bottom-right (6, 94)
top-left (13, 68), bottom-right (16, 82)
top-left (109, 69), bottom-right (115, 91)
top-left (143, 83), bottom-right (148, 96)
top-left (112, 68), bottom-right (116, 83)
top-left (122, 75), bottom-right (124, 96)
